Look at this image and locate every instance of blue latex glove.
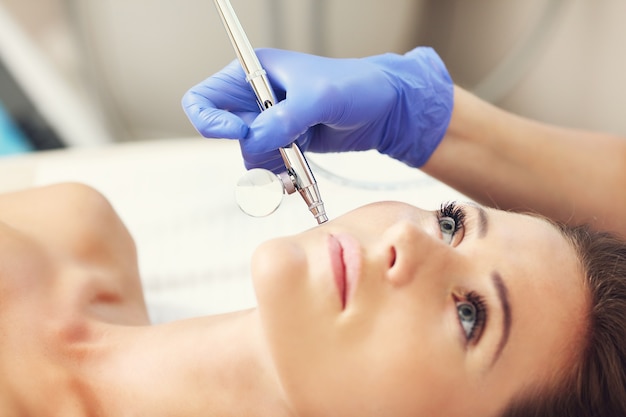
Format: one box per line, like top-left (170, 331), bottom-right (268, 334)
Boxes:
top-left (182, 47), bottom-right (453, 172)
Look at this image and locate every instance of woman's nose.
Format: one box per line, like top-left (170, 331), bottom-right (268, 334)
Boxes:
top-left (382, 220), bottom-right (450, 286)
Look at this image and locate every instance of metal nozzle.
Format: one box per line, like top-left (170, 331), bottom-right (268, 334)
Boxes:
top-left (279, 144), bottom-right (328, 224)
top-left (299, 183), bottom-right (328, 224)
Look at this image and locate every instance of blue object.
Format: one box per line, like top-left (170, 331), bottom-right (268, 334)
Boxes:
top-left (0, 101), bottom-right (33, 156)
top-left (182, 46), bottom-right (453, 172)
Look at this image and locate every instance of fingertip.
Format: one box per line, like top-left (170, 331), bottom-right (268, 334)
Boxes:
top-left (194, 108), bottom-right (249, 139)
top-left (243, 104), bottom-right (309, 153)
top-left (227, 121), bottom-right (249, 139)
top-left (214, 115), bottom-right (249, 139)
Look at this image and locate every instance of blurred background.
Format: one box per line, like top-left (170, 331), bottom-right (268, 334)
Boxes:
top-left (2, 0), bottom-right (626, 154)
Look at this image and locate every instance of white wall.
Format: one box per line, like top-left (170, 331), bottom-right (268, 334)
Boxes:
top-left (500, 1), bottom-right (626, 135)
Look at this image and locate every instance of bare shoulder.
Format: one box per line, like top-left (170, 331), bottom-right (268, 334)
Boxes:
top-left (0, 183), bottom-right (149, 325)
top-left (0, 184), bottom-right (153, 415)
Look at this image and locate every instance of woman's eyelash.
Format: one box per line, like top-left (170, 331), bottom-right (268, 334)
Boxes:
top-left (438, 201), bottom-right (466, 234)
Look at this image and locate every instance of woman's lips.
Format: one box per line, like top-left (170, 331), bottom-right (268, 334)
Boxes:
top-left (328, 234), bottom-right (360, 309)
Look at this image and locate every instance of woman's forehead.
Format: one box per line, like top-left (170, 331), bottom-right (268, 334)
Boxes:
top-left (486, 209), bottom-right (583, 285)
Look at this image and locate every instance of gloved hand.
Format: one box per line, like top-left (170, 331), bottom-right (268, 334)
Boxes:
top-left (182, 47), bottom-right (453, 173)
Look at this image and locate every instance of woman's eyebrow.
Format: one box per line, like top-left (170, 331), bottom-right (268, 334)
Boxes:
top-left (476, 206), bottom-right (488, 238)
top-left (466, 202), bottom-right (488, 238)
top-left (490, 272), bottom-right (512, 368)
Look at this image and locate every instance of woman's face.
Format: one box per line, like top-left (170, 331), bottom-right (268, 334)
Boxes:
top-left (252, 201), bottom-right (588, 417)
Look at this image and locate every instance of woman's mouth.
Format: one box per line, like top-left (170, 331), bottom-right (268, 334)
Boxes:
top-left (328, 234), bottom-right (361, 309)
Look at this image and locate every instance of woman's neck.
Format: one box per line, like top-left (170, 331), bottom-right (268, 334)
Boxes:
top-left (91, 309), bottom-right (293, 417)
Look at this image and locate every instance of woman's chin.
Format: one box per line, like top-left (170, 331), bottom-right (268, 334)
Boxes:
top-left (251, 237), bottom-right (307, 302)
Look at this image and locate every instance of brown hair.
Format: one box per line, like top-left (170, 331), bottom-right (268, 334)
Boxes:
top-left (501, 223), bottom-right (626, 417)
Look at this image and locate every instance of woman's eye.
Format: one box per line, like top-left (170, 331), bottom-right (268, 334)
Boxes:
top-left (437, 202), bottom-right (465, 245)
top-left (457, 301), bottom-right (477, 339)
top-left (455, 292), bottom-right (487, 343)
top-left (439, 217), bottom-right (456, 245)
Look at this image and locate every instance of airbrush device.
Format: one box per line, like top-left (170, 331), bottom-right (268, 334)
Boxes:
top-left (213, 0), bottom-right (328, 224)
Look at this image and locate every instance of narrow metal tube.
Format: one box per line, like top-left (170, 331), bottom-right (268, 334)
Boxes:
top-left (279, 144), bottom-right (328, 224)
